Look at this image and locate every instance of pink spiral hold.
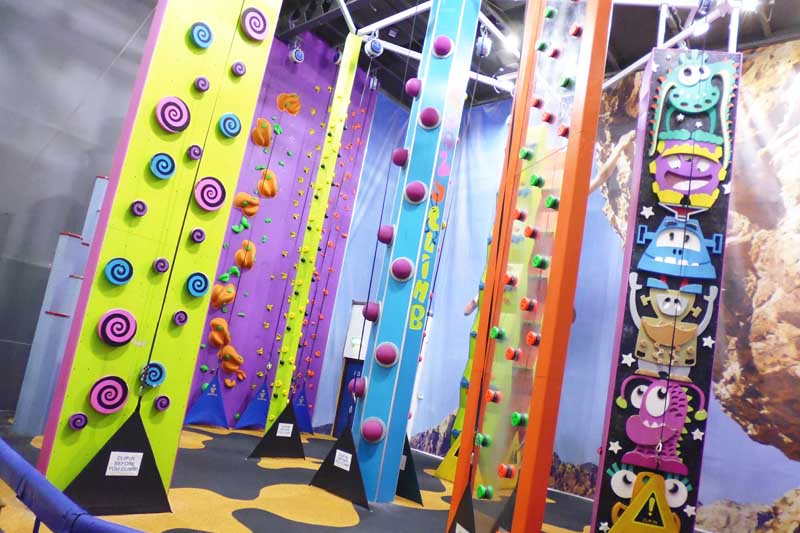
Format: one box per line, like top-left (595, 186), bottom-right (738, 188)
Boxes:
top-left (89, 376), bottom-right (129, 414)
top-left (155, 96), bottom-right (191, 133)
top-left (194, 177), bottom-right (226, 211)
top-left (240, 7), bottom-right (268, 41)
top-left (231, 61), bottom-right (246, 77)
top-left (97, 309), bottom-right (137, 346)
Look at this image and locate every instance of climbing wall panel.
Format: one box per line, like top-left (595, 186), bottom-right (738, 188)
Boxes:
top-left (590, 48), bottom-right (741, 533)
top-left (38, 0), bottom-right (281, 514)
top-left (350, 0), bottom-right (482, 503)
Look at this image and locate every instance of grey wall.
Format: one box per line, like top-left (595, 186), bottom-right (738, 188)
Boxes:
top-left (0, 0), bottom-right (156, 409)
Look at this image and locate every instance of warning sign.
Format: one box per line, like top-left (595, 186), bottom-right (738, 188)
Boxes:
top-left (610, 472), bottom-right (679, 532)
top-left (633, 495), bottom-right (665, 526)
top-left (105, 451), bottom-right (143, 477)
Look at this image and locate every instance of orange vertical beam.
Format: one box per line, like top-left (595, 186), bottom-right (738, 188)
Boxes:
top-left (447, 0), bottom-right (547, 527)
top-left (511, 0), bottom-right (613, 532)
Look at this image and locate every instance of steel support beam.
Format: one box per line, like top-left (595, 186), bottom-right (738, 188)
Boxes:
top-left (277, 0), bottom-right (370, 40)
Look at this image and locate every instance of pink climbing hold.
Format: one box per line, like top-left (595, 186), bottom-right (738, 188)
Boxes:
top-left (375, 342), bottom-right (399, 367)
top-left (405, 78), bottom-right (422, 98)
top-left (362, 302), bottom-right (380, 322)
top-left (391, 148), bottom-right (409, 167)
top-left (361, 417), bottom-right (386, 443)
top-left (432, 35), bottom-right (453, 57)
top-left (390, 257), bottom-right (414, 282)
top-left (419, 107), bottom-right (440, 129)
top-left (377, 224), bottom-right (395, 245)
top-left (348, 377), bottom-right (367, 397)
top-left (405, 181), bottom-right (427, 204)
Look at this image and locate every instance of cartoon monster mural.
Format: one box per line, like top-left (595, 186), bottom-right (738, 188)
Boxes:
top-left (628, 273), bottom-right (718, 380)
top-left (608, 467), bottom-right (691, 530)
top-left (636, 216), bottom-right (723, 280)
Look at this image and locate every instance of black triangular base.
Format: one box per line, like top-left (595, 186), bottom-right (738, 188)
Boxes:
top-left (64, 409), bottom-right (170, 515)
top-left (309, 427), bottom-right (369, 509)
top-left (490, 486), bottom-right (517, 533)
top-left (448, 481), bottom-right (476, 533)
top-left (395, 436), bottom-right (423, 504)
top-left (249, 403), bottom-right (305, 459)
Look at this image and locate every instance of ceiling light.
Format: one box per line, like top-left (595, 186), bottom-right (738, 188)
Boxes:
top-left (692, 19), bottom-right (710, 36)
top-left (741, 0), bottom-right (759, 12)
top-left (505, 33), bottom-right (520, 53)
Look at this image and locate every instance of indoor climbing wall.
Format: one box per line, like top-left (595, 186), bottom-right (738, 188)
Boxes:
top-left (591, 48), bottom-right (740, 533)
top-left (186, 32), bottom-right (375, 429)
top-left (38, 0), bottom-right (281, 515)
top-left (350, 0), bottom-right (481, 503)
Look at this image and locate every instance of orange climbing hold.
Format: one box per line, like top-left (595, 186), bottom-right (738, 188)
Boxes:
top-left (277, 92), bottom-right (301, 115)
top-left (234, 192), bottom-right (260, 216)
top-left (235, 240), bottom-right (256, 270)
top-left (250, 117), bottom-right (272, 147)
top-left (218, 344), bottom-right (246, 387)
top-left (258, 169), bottom-right (278, 198)
top-left (211, 283), bottom-right (236, 309)
top-left (208, 318), bottom-right (231, 347)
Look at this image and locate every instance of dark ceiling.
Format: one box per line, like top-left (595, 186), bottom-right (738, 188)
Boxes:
top-left (275, 0), bottom-right (800, 107)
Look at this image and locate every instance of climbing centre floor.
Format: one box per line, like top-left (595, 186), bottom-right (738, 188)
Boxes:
top-left (0, 412), bottom-right (593, 533)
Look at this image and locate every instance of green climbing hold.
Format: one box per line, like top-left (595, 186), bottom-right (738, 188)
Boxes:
top-left (559, 76), bottom-right (574, 89)
top-left (476, 485), bottom-right (494, 499)
top-left (265, 218), bottom-right (272, 223)
top-left (223, 243), bottom-right (229, 249)
top-left (201, 383), bottom-right (209, 392)
top-left (256, 165), bottom-right (266, 170)
top-left (241, 216), bottom-right (250, 229)
top-left (532, 255), bottom-right (550, 269)
top-left (545, 195), bottom-right (560, 210)
top-left (511, 412), bottom-right (528, 427)
top-left (536, 41), bottom-right (548, 52)
top-left (273, 124), bottom-right (283, 135)
top-left (278, 161), bottom-right (285, 167)
top-left (287, 150), bottom-right (294, 156)
top-left (200, 364), bottom-right (209, 372)
top-left (489, 326), bottom-right (505, 339)
top-left (519, 147), bottom-right (534, 161)
top-left (544, 6), bottom-right (557, 17)
top-left (262, 236), bottom-right (267, 243)
top-left (221, 306), bottom-right (228, 313)
top-left (234, 413), bottom-right (241, 420)
top-left (530, 175), bottom-right (545, 188)
top-left (231, 266), bottom-right (241, 276)
top-left (200, 343), bottom-right (207, 349)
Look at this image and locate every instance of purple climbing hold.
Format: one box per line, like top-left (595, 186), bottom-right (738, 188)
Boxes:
top-left (405, 78), bottom-right (422, 98)
top-left (377, 224), bottom-right (395, 245)
top-left (405, 181), bottom-right (427, 204)
top-left (390, 257), bottom-right (414, 282)
top-left (361, 417), bottom-right (386, 443)
top-left (419, 107), bottom-right (440, 129)
top-left (391, 148), bottom-right (409, 167)
top-left (375, 342), bottom-right (399, 367)
top-left (432, 35), bottom-right (453, 58)
top-left (362, 302), bottom-right (380, 322)
top-left (348, 377), bottom-right (367, 397)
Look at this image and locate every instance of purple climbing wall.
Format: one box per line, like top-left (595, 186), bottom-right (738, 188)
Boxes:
top-left (186, 33), bottom-right (377, 428)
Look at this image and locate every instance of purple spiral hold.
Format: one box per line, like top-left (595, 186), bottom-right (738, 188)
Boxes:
top-left (154, 395), bottom-right (170, 411)
top-left (153, 257), bottom-right (170, 273)
top-left (173, 310), bottom-right (188, 326)
top-left (97, 309), bottom-right (137, 346)
top-left (190, 227), bottom-right (206, 243)
top-left (194, 76), bottom-right (210, 92)
top-left (155, 96), bottom-right (191, 133)
top-left (68, 412), bottom-right (88, 430)
top-left (89, 376), bottom-right (129, 414)
top-left (187, 144), bottom-right (203, 160)
top-left (130, 200), bottom-right (148, 216)
top-left (240, 7), bottom-right (268, 41)
top-left (231, 61), bottom-right (246, 77)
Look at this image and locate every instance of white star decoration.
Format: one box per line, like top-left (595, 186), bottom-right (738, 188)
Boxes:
top-left (695, 120), bottom-right (703, 128)
top-left (722, 182), bottom-right (732, 195)
top-left (599, 522), bottom-right (610, 532)
top-left (621, 353), bottom-right (635, 367)
top-left (676, 113), bottom-right (685, 122)
top-left (609, 441), bottom-right (622, 454)
top-left (684, 505), bottom-right (697, 517)
top-left (640, 205), bottom-right (655, 219)
top-left (652, 63), bottom-right (660, 72)
top-left (702, 335), bottom-right (716, 348)
top-left (692, 428), bottom-right (705, 441)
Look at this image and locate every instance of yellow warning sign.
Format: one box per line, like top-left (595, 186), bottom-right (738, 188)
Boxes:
top-left (610, 472), bottom-right (679, 532)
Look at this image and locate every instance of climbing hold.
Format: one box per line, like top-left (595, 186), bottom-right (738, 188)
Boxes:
top-left (186, 272), bottom-right (210, 297)
top-left (218, 113), bottom-right (241, 138)
top-left (520, 297), bottom-right (538, 312)
top-left (498, 464), bottom-right (516, 479)
top-left (235, 240), bottom-right (256, 269)
top-left (547, 48), bottom-right (561, 59)
top-left (524, 226), bottom-right (539, 239)
top-left (190, 227), bottom-right (206, 243)
top-left (172, 310), bottom-right (188, 327)
top-left (505, 347), bottom-right (521, 361)
top-left (68, 413), bottom-right (88, 430)
top-left (194, 177), bottom-right (226, 211)
top-left (231, 61), bottom-right (246, 77)
top-left (557, 124), bottom-right (570, 137)
top-left (474, 433), bottom-right (492, 448)
top-left (153, 257), bottom-right (170, 273)
top-left (526, 331), bottom-right (541, 346)
top-left (535, 41), bottom-right (548, 52)
top-left (251, 117), bottom-right (272, 147)
top-left (155, 96), bottom-right (190, 133)
top-left (240, 7), bottom-right (268, 41)
top-left (545, 195), bottom-right (560, 210)
top-left (541, 111), bottom-right (555, 123)
top-left (405, 78), bottom-right (422, 98)
top-left (530, 175), bottom-right (545, 188)
top-left (130, 200), bottom-right (148, 217)
top-left (513, 208), bottom-right (527, 222)
top-left (234, 192), bottom-right (260, 216)
top-left (154, 395), bottom-right (170, 411)
top-left (141, 361), bottom-right (166, 387)
top-left (511, 412), bottom-right (528, 426)
top-left (375, 342), bottom-right (399, 367)
top-left (194, 76), bottom-right (210, 92)
top-left (362, 302), bottom-right (380, 322)
top-left (544, 6), bottom-right (557, 17)
top-left (187, 144), bottom-right (203, 160)
top-left (391, 148), bottom-right (409, 167)
top-left (503, 273), bottom-right (518, 287)
top-left (277, 92), bottom-right (301, 115)
top-left (150, 152), bottom-right (176, 180)
top-left (208, 317), bottom-right (230, 347)
top-left (569, 23), bottom-right (583, 37)
top-left (390, 257), bottom-right (415, 282)
top-left (200, 364), bottom-right (209, 373)
top-left (405, 181), bottom-right (427, 204)
top-left (485, 389), bottom-right (502, 403)
top-left (97, 309), bottom-right (137, 346)
top-left (432, 35), bottom-right (453, 57)
top-left (489, 326), bottom-right (505, 339)
top-left (89, 376), bottom-right (128, 414)
top-left (189, 22), bottom-right (213, 48)
top-left (532, 97), bottom-right (543, 108)
top-left (559, 76), bottom-right (573, 89)
top-left (211, 283), bottom-right (236, 308)
top-left (519, 147), bottom-right (534, 160)
top-left (532, 255), bottom-right (550, 269)
top-left (361, 417), bottom-right (386, 443)
top-left (419, 107), bottom-right (440, 129)
top-left (104, 258), bottom-right (133, 286)
top-left (258, 169), bottom-right (278, 198)
top-left (376, 224), bottom-right (395, 246)
top-left (201, 382), bottom-right (209, 392)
